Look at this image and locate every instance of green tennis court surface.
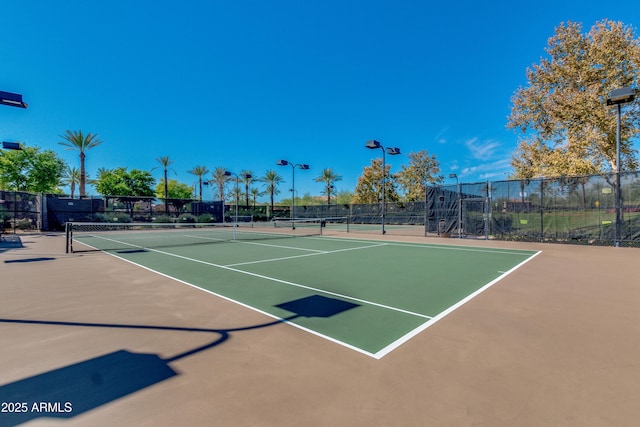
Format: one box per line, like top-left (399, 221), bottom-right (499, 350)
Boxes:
top-left (72, 228), bottom-right (539, 358)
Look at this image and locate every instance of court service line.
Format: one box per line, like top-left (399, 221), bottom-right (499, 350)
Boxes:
top-left (225, 251), bottom-right (327, 266)
top-left (86, 243), bottom-right (378, 359)
top-left (225, 242), bottom-right (388, 267)
top-left (90, 235), bottom-right (431, 320)
top-left (185, 234), bottom-right (327, 253)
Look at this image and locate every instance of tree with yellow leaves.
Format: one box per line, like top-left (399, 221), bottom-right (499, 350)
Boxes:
top-left (508, 19), bottom-right (640, 178)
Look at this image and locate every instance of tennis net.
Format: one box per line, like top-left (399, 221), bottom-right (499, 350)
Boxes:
top-left (272, 216), bottom-right (349, 232)
top-left (65, 218), bottom-right (347, 253)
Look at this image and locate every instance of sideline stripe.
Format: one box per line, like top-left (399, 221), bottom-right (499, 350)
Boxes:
top-left (372, 250), bottom-right (542, 359)
top-left (89, 234), bottom-right (432, 320)
top-left (77, 234), bottom-right (539, 359)
top-left (226, 243), bottom-right (388, 267)
top-left (311, 235), bottom-right (536, 256)
top-left (89, 245), bottom-right (380, 358)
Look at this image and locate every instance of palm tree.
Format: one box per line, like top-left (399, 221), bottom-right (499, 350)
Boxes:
top-left (211, 166), bottom-right (230, 202)
top-left (155, 156), bottom-right (174, 215)
top-left (241, 169), bottom-right (253, 208)
top-left (58, 130), bottom-right (103, 197)
top-left (250, 187), bottom-right (264, 207)
top-left (314, 168), bottom-right (342, 205)
top-left (62, 166), bottom-right (81, 198)
top-left (95, 167), bottom-right (111, 181)
top-left (260, 169), bottom-right (283, 219)
top-left (188, 165), bottom-right (210, 201)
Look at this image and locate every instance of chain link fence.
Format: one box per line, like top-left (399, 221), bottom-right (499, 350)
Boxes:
top-left (428, 172), bottom-right (640, 247)
top-left (298, 172), bottom-right (640, 247)
top-left (2, 171), bottom-right (639, 247)
top-left (0, 191), bottom-right (41, 235)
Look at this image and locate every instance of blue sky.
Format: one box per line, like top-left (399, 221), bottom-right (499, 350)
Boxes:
top-left (2, 0), bottom-right (639, 201)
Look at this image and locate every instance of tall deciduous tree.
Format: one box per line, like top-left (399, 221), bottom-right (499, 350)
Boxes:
top-left (59, 130), bottom-right (102, 197)
top-left (155, 179), bottom-right (193, 200)
top-left (94, 167), bottom-right (155, 215)
top-left (335, 190), bottom-right (353, 205)
top-left (0, 144), bottom-right (67, 192)
top-left (155, 179), bottom-right (194, 214)
top-left (508, 19), bottom-right (640, 178)
top-left (352, 158), bottom-right (399, 204)
top-left (314, 168), bottom-right (342, 205)
top-left (94, 167), bottom-right (156, 197)
top-left (395, 150), bottom-right (443, 201)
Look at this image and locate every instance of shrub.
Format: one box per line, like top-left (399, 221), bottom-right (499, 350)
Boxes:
top-left (15, 218), bottom-right (34, 230)
top-left (197, 213), bottom-right (214, 223)
top-left (152, 215), bottom-right (174, 223)
top-left (178, 214), bottom-right (196, 223)
top-left (93, 212), bottom-right (132, 223)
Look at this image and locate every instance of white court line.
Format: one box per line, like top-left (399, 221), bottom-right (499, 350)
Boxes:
top-left (225, 251), bottom-right (329, 266)
top-left (310, 235), bottom-right (535, 256)
top-left (89, 235), bottom-right (431, 321)
top-left (372, 250), bottom-right (542, 359)
top-left (226, 243), bottom-right (388, 267)
top-left (83, 241), bottom-right (378, 358)
top-left (81, 234), bottom-right (539, 359)
top-left (186, 234), bottom-right (328, 253)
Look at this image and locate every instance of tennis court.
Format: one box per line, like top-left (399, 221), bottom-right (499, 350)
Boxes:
top-left (68, 222), bottom-right (539, 358)
top-left (3, 230), bottom-right (640, 426)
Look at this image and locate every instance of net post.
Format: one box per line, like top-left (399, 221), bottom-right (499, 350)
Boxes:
top-left (65, 222), bottom-right (72, 253)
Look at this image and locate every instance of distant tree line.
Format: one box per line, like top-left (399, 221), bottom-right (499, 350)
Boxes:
top-left (2, 19), bottom-right (639, 207)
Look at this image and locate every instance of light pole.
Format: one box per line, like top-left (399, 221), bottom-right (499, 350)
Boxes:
top-left (0, 91), bottom-right (28, 109)
top-left (365, 140), bottom-right (401, 234)
top-left (202, 180), bottom-right (210, 200)
top-left (2, 141), bottom-right (22, 150)
top-left (276, 160), bottom-right (309, 227)
top-left (449, 173), bottom-right (461, 238)
top-left (224, 171), bottom-right (251, 239)
top-left (607, 86), bottom-right (636, 247)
